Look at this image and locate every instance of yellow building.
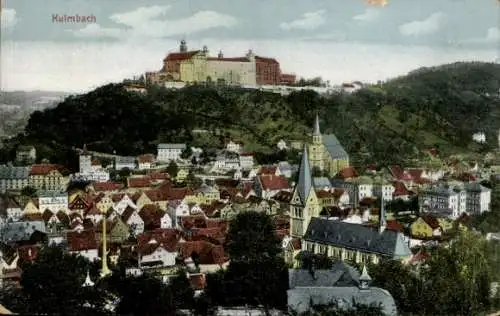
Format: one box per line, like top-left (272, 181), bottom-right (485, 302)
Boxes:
top-left (410, 215), bottom-right (444, 238)
top-left (308, 115), bottom-right (349, 177)
top-left (28, 164), bottom-right (66, 191)
top-left (176, 168), bottom-right (189, 183)
top-left (177, 45), bottom-right (257, 86)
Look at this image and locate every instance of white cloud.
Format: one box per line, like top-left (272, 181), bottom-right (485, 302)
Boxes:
top-left (280, 10), bottom-right (326, 31)
top-left (463, 27), bottom-right (500, 44)
top-left (69, 5), bottom-right (238, 39)
top-left (1, 8), bottom-right (18, 30)
top-left (399, 12), bottom-right (446, 37)
top-left (353, 8), bottom-right (380, 23)
top-left (1, 39), bottom-right (495, 92)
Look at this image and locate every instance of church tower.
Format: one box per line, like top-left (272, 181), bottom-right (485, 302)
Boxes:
top-left (79, 144), bottom-right (92, 174)
top-left (309, 114), bottom-right (325, 172)
top-left (290, 146), bottom-right (321, 237)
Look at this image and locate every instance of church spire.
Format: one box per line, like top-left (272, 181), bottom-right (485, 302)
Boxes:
top-left (82, 270), bottom-right (95, 287)
top-left (359, 265), bottom-right (372, 290)
top-left (313, 113), bottom-right (321, 136)
top-left (100, 217), bottom-right (112, 278)
top-left (296, 145), bottom-right (313, 204)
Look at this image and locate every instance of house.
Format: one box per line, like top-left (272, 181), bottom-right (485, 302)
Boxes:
top-left (176, 168), bottom-right (190, 182)
top-left (38, 190), bottom-right (68, 214)
top-left (157, 143), bottom-right (186, 162)
top-left (287, 262), bottom-right (397, 316)
top-left (66, 229), bottom-right (99, 262)
top-left (115, 156), bottom-right (136, 170)
top-left (254, 175), bottom-right (291, 199)
top-left (122, 207), bottom-right (145, 235)
top-left (225, 141), bottom-right (242, 153)
top-left (23, 198), bottom-right (39, 214)
top-left (95, 217), bottom-right (130, 244)
top-left (137, 239), bottom-right (177, 268)
top-left (95, 194), bottom-right (114, 213)
top-left (419, 184), bottom-right (466, 219)
top-left (29, 164), bottom-right (66, 191)
top-left (277, 162), bottom-right (294, 178)
top-left (282, 236), bottom-right (302, 266)
top-left (5, 198), bottom-right (23, 222)
top-left (137, 154), bottom-right (155, 170)
top-left (112, 194), bottom-right (137, 215)
top-left (0, 165), bottom-right (30, 193)
top-left (276, 139), bottom-right (288, 151)
top-left (15, 145), bottom-right (37, 164)
top-left (1, 221), bottom-right (47, 245)
top-left (410, 214), bottom-right (443, 238)
top-left (238, 153), bottom-right (254, 170)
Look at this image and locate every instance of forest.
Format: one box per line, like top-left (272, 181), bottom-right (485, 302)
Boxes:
top-left (1, 61), bottom-right (499, 170)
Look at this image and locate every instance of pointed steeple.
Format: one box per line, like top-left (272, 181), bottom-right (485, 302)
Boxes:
top-left (296, 145), bottom-right (313, 204)
top-left (313, 113), bottom-right (321, 136)
top-left (82, 144), bottom-right (89, 156)
top-left (82, 270), bottom-right (95, 287)
top-left (378, 191), bottom-right (387, 233)
top-left (359, 265), bottom-right (372, 290)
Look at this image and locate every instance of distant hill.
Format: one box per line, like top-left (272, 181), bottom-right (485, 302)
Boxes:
top-left (0, 91), bottom-right (70, 107)
top-left (1, 61), bottom-right (499, 168)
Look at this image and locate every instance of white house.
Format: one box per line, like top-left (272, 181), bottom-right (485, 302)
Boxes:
top-left (113, 195), bottom-right (137, 215)
top-left (157, 144), bottom-right (186, 162)
top-left (225, 141), bottom-right (242, 153)
top-left (137, 154), bottom-right (155, 170)
top-left (67, 230), bottom-right (99, 262)
top-left (138, 240), bottom-right (177, 268)
top-left (464, 182), bottom-right (491, 215)
top-left (419, 184), bottom-right (466, 219)
top-left (0, 165), bottom-right (30, 193)
top-left (239, 153), bottom-right (254, 170)
top-left (160, 212), bottom-right (173, 229)
top-left (472, 132), bottom-right (486, 144)
top-left (38, 191), bottom-right (68, 214)
top-left (115, 156), bottom-right (136, 170)
top-left (5, 199), bottom-right (22, 222)
top-left (276, 139), bottom-right (288, 151)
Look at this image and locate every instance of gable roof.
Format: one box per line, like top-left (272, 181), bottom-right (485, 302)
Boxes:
top-left (164, 51), bottom-right (201, 61)
top-left (67, 229), bottom-right (98, 251)
top-left (296, 146), bottom-right (313, 205)
top-left (29, 164), bottom-right (62, 176)
top-left (304, 217), bottom-right (411, 259)
top-left (258, 175), bottom-right (290, 191)
top-left (322, 134), bottom-right (349, 160)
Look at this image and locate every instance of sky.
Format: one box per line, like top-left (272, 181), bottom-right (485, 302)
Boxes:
top-left (1, 0), bottom-right (499, 92)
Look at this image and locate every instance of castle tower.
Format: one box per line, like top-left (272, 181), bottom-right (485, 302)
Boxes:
top-left (290, 146), bottom-right (320, 237)
top-left (180, 39), bottom-right (187, 53)
top-left (79, 144), bottom-right (92, 174)
top-left (100, 217), bottom-right (112, 278)
top-left (218, 50), bottom-right (224, 59)
top-left (309, 114), bottom-right (325, 172)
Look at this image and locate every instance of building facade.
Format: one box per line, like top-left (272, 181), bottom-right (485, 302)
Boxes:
top-left (157, 143), bottom-right (186, 162)
top-left (0, 165), bottom-right (30, 193)
top-left (308, 115), bottom-right (349, 177)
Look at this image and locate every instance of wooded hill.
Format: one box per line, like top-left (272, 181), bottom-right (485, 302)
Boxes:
top-left (2, 61), bottom-right (499, 169)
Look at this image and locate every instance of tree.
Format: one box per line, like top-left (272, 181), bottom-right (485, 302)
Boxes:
top-left (166, 161), bottom-right (179, 178)
top-left (3, 245), bottom-right (109, 315)
top-left (215, 212), bottom-right (288, 311)
top-left (113, 274), bottom-right (175, 316)
top-left (181, 146), bottom-right (193, 159)
top-left (21, 186), bottom-right (37, 197)
top-left (118, 167), bottom-right (131, 179)
top-left (185, 171), bottom-right (202, 189)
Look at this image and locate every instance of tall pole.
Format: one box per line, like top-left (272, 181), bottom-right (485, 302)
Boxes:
top-left (100, 215), bottom-right (112, 278)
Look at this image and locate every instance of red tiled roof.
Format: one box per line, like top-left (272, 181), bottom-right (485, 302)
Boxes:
top-left (256, 56), bottom-right (279, 63)
top-left (94, 182), bottom-right (123, 191)
top-left (128, 177), bottom-right (152, 188)
top-left (408, 248), bottom-right (430, 264)
top-left (393, 181), bottom-right (409, 197)
top-left (207, 57), bottom-right (249, 62)
top-left (199, 201), bottom-right (226, 217)
top-left (272, 190), bottom-right (292, 203)
top-left (138, 204), bottom-right (165, 229)
top-left (456, 173), bottom-right (476, 182)
top-left (320, 206), bottom-right (349, 218)
top-left (214, 179), bottom-right (240, 188)
top-left (164, 187), bottom-right (193, 201)
top-left (164, 51), bottom-right (201, 61)
top-left (336, 167), bottom-right (358, 179)
top-left (259, 175), bottom-right (290, 191)
top-left (111, 193), bottom-right (126, 203)
top-left (359, 197), bottom-right (377, 205)
top-left (367, 219), bottom-right (403, 232)
top-left (67, 229), bottom-right (98, 252)
top-left (179, 240), bottom-right (227, 265)
top-left (421, 214), bottom-right (440, 229)
top-left (149, 172), bottom-right (169, 181)
top-left (407, 168), bottom-right (423, 181)
top-left (137, 154), bottom-right (155, 163)
top-left (316, 190), bottom-right (336, 198)
top-left (29, 164), bottom-right (61, 176)
top-left (259, 166), bottom-right (278, 175)
top-left (138, 229), bottom-right (179, 251)
top-left (181, 216), bottom-right (208, 229)
top-left (389, 165), bottom-right (404, 179)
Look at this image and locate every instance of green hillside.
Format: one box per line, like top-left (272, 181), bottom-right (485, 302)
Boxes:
top-left (1, 61), bottom-right (499, 170)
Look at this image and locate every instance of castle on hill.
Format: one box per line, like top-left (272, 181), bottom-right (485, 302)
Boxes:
top-left (145, 40), bottom-right (296, 87)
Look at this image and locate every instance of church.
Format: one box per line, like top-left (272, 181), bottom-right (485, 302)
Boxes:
top-left (288, 146), bottom-right (411, 265)
top-left (308, 114), bottom-right (350, 178)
